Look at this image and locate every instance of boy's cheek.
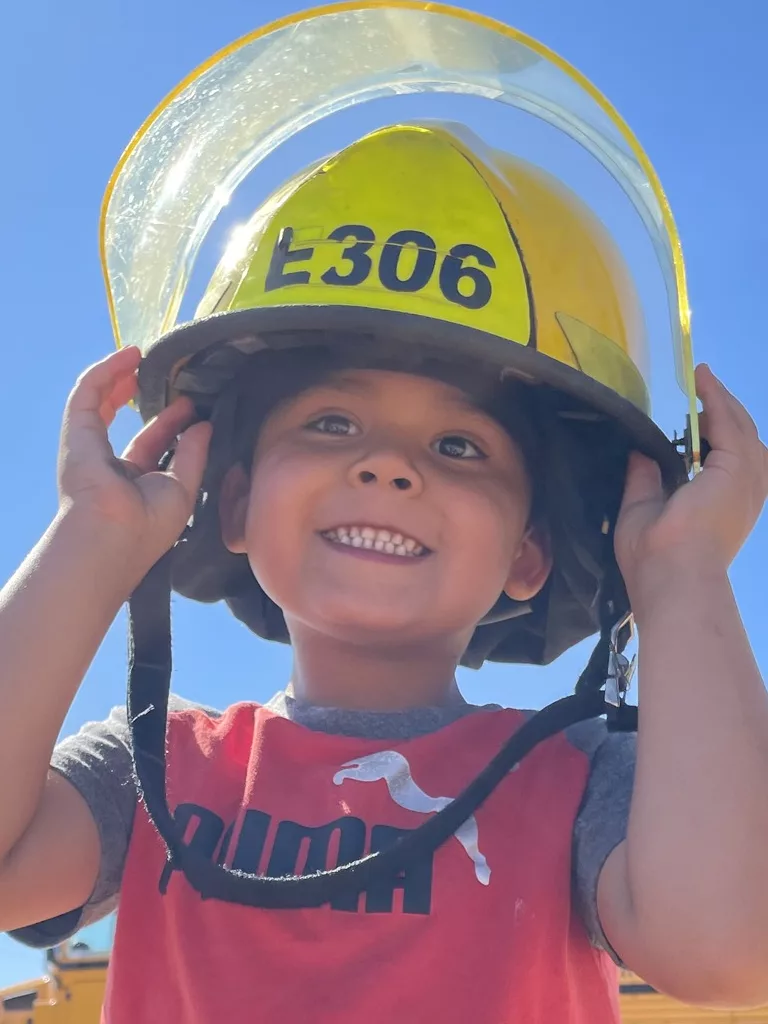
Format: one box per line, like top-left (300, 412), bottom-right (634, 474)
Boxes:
top-left (246, 459), bottom-right (321, 535)
top-left (242, 465), bottom-right (521, 613)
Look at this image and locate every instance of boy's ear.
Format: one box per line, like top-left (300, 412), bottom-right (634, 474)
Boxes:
top-left (503, 525), bottom-right (553, 602)
top-left (218, 463), bottom-right (251, 555)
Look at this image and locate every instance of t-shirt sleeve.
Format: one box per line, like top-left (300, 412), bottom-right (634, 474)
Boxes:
top-left (8, 704), bottom-right (137, 949)
top-left (571, 726), bottom-right (636, 964)
top-left (9, 694), bottom-right (219, 949)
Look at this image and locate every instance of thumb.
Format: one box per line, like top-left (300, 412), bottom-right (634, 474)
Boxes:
top-left (620, 451), bottom-right (663, 512)
top-left (615, 452), bottom-right (666, 579)
top-left (166, 421), bottom-right (213, 504)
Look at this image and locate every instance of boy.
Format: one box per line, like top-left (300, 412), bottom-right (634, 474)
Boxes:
top-left (1, 122), bottom-right (768, 1023)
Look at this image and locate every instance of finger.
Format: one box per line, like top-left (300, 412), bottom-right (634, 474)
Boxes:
top-left (695, 365), bottom-right (740, 454)
top-left (66, 348), bottom-right (142, 419)
top-left (697, 370), bottom-right (768, 508)
top-left (165, 421), bottom-right (213, 503)
top-left (121, 397), bottom-right (197, 473)
top-left (99, 371), bottom-right (138, 427)
top-left (61, 348), bottom-right (142, 464)
top-left (696, 364), bottom-right (758, 447)
top-left (619, 451), bottom-right (664, 511)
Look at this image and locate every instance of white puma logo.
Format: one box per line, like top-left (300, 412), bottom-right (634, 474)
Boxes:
top-left (333, 750), bottom-right (490, 885)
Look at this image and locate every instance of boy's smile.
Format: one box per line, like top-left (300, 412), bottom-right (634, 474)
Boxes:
top-left (319, 524), bottom-right (429, 560)
top-left (220, 369), bottom-right (551, 651)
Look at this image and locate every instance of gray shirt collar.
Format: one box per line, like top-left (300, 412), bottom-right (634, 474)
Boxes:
top-left (264, 690), bottom-right (500, 740)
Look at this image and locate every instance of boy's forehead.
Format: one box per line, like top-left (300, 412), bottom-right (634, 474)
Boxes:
top-left (304, 367), bottom-right (486, 414)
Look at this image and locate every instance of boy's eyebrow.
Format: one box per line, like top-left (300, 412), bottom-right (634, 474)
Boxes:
top-left (317, 377), bottom-right (375, 397)
top-left (442, 391), bottom-right (503, 426)
top-left (307, 378), bottom-right (505, 434)
top-left (309, 376), bottom-right (502, 430)
top-left (318, 378), bottom-right (487, 414)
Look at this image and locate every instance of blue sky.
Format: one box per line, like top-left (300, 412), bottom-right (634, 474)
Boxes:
top-left (1, 0), bottom-right (766, 988)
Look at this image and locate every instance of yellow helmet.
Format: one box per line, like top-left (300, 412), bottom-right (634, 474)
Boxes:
top-left (141, 121), bottom-right (649, 421)
top-left (142, 121), bottom-right (685, 668)
top-left (117, 8), bottom-right (693, 911)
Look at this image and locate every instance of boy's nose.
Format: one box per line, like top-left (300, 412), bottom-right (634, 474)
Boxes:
top-left (348, 450), bottom-right (424, 495)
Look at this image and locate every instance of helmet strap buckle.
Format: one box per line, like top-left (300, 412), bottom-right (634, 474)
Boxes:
top-left (673, 415), bottom-right (711, 476)
top-left (604, 611), bottom-right (637, 731)
top-left (605, 649), bottom-right (636, 707)
top-left (605, 610), bottom-right (635, 706)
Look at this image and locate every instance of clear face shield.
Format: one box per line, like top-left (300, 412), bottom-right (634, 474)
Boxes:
top-left (100, 1), bottom-right (700, 471)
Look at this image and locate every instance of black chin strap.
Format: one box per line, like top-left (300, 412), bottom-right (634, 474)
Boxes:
top-left (127, 550), bottom-right (634, 910)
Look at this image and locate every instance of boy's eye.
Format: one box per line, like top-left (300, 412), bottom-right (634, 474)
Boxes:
top-left (306, 414), bottom-right (360, 436)
top-left (434, 435), bottom-right (487, 460)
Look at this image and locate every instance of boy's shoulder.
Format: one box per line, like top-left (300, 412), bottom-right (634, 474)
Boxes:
top-left (563, 715), bottom-right (633, 760)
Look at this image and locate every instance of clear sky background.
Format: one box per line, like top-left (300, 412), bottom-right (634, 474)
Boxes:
top-left (1, 0), bottom-right (766, 989)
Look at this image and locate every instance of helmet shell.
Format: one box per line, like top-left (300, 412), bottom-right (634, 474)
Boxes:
top-left (141, 122), bottom-right (650, 422)
top-left (138, 122), bottom-right (685, 667)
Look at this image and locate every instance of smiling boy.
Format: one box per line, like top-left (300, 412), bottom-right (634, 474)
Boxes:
top-left (226, 368), bottom-right (548, 694)
top-left (1, 123), bottom-right (768, 1023)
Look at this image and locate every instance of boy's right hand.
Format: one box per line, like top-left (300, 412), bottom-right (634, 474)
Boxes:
top-left (58, 347), bottom-right (212, 572)
top-left (0, 347), bottom-right (212, 932)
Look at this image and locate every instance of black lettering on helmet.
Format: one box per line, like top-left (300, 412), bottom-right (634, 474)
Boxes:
top-left (321, 225), bottom-right (376, 286)
top-left (265, 226), bottom-right (314, 291)
top-left (378, 229), bottom-right (437, 292)
top-left (439, 243), bottom-right (495, 309)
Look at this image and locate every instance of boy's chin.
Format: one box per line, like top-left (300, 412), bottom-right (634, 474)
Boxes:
top-left (314, 608), bottom-right (432, 641)
top-left (288, 599), bottom-right (477, 650)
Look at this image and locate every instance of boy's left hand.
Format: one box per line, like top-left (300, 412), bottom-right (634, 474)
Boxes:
top-left (603, 366), bottom-right (768, 1006)
top-left (615, 364), bottom-right (768, 607)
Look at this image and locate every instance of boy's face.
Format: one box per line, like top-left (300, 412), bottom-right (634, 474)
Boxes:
top-left (221, 369), bottom-right (551, 652)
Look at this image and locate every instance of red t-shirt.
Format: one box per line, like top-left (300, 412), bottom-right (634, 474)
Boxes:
top-left (105, 703), bottom-right (619, 1022)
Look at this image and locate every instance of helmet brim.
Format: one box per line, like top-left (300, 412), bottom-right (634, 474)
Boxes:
top-left (140, 303), bottom-right (685, 492)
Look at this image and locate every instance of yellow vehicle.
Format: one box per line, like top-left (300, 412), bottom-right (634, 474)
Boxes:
top-left (0, 919), bottom-right (112, 1023)
top-left (2, 921), bottom-right (766, 1023)
top-left (619, 971), bottom-right (768, 1023)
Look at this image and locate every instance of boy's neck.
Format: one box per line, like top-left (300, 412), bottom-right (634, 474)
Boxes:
top-left (287, 625), bottom-right (467, 712)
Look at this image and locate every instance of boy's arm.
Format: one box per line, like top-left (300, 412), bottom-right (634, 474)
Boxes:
top-left (0, 511), bottom-right (141, 932)
top-left (0, 349), bottom-right (209, 932)
top-left (598, 571), bottom-right (768, 1006)
top-left (8, 697), bottom-right (211, 946)
top-left (596, 366), bottom-right (768, 1008)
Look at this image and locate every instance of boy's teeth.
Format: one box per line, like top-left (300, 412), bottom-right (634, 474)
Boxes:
top-left (322, 526), bottom-right (425, 557)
